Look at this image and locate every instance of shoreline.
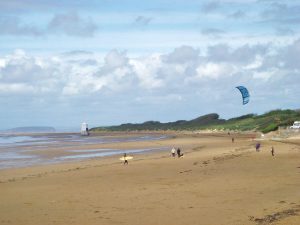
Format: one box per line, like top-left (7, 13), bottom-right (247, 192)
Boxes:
top-left (0, 132), bottom-right (173, 170)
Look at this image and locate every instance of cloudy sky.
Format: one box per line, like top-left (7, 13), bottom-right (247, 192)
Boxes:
top-left (0, 0), bottom-right (300, 130)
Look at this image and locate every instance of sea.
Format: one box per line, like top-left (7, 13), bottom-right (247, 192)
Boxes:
top-left (0, 133), bottom-right (170, 170)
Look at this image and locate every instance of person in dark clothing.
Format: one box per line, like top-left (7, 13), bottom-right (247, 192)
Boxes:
top-left (177, 148), bottom-right (183, 158)
top-left (123, 153), bottom-right (128, 165)
top-left (255, 143), bottom-right (261, 152)
top-left (232, 137), bottom-right (234, 143)
top-left (271, 146), bottom-right (275, 156)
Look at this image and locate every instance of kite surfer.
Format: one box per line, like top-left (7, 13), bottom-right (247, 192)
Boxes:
top-left (236, 86), bottom-right (250, 105)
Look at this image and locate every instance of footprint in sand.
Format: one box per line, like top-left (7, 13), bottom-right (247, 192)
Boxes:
top-left (179, 170), bottom-right (192, 174)
top-left (202, 161), bottom-right (209, 165)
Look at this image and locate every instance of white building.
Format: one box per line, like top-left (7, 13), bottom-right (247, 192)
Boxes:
top-left (81, 122), bottom-right (89, 136)
top-left (290, 121), bottom-right (300, 129)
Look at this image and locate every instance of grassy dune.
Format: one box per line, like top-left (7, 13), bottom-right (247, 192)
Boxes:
top-left (91, 109), bottom-right (300, 133)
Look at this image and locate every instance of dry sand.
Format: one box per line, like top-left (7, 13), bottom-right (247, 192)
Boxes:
top-left (0, 132), bottom-right (300, 225)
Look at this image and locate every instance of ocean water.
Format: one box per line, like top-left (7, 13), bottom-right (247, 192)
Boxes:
top-left (0, 133), bottom-right (169, 169)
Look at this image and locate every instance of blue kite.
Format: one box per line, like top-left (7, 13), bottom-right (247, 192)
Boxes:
top-left (236, 86), bottom-right (250, 105)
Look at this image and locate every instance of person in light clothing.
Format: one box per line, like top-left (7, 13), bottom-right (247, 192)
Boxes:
top-left (171, 147), bottom-right (176, 157)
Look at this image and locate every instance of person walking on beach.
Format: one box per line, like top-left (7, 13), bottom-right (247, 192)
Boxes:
top-left (177, 148), bottom-right (183, 158)
top-left (123, 153), bottom-right (128, 165)
top-left (255, 143), bottom-right (261, 152)
top-left (232, 137), bottom-right (235, 143)
top-left (171, 147), bottom-right (176, 158)
top-left (271, 146), bottom-right (275, 156)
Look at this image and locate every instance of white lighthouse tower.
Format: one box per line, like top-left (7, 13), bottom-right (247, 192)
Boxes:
top-left (81, 122), bottom-right (89, 136)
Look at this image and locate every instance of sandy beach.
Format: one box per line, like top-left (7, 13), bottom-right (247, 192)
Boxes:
top-left (0, 132), bottom-right (300, 225)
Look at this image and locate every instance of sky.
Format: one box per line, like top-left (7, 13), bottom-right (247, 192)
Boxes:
top-left (0, 0), bottom-right (300, 130)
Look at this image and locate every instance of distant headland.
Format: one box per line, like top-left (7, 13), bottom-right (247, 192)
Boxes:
top-left (4, 126), bottom-right (56, 133)
top-left (91, 109), bottom-right (300, 133)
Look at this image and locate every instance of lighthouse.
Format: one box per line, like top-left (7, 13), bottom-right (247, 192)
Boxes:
top-left (81, 122), bottom-right (89, 136)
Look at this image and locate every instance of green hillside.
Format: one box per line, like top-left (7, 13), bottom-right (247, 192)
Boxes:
top-left (91, 109), bottom-right (300, 133)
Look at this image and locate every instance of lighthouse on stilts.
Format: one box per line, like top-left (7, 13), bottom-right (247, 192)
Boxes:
top-left (81, 122), bottom-right (89, 136)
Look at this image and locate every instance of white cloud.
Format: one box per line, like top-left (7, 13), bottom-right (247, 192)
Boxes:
top-left (130, 54), bottom-right (164, 89)
top-left (0, 42), bottom-right (294, 96)
top-left (0, 83), bottom-right (35, 94)
top-left (0, 59), bottom-right (5, 68)
top-left (196, 62), bottom-right (236, 79)
top-left (163, 45), bottom-right (200, 64)
top-left (252, 69), bottom-right (276, 81)
top-left (0, 40), bottom-right (299, 126)
top-left (104, 50), bottom-right (128, 70)
top-left (135, 94), bottom-right (183, 104)
top-left (0, 42), bottom-right (295, 97)
top-left (243, 55), bottom-right (263, 69)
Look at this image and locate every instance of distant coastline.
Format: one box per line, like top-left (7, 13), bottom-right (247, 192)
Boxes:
top-left (3, 126), bottom-right (56, 133)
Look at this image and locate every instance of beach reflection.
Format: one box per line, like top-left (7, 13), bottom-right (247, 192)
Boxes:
top-left (0, 133), bottom-right (169, 169)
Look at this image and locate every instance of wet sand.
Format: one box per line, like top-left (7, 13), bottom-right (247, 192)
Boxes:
top-left (0, 132), bottom-right (300, 225)
top-left (0, 132), bottom-right (170, 169)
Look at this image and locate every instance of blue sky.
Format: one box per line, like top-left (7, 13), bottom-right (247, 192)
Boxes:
top-left (0, 0), bottom-right (300, 130)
